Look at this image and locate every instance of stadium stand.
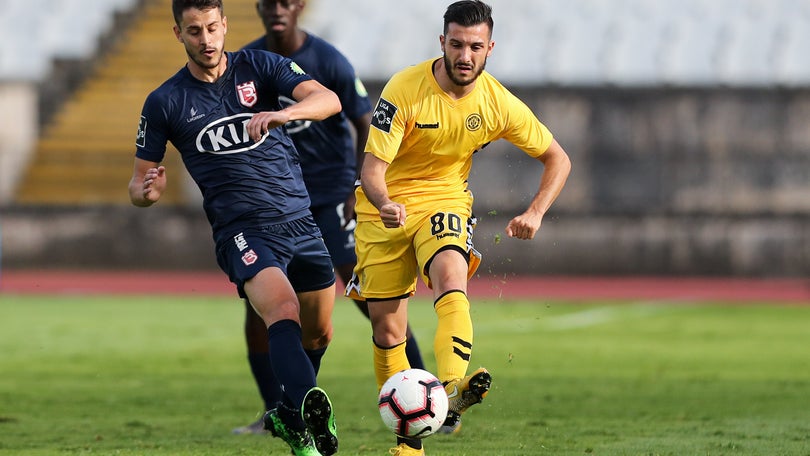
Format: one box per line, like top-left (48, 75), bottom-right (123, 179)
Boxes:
top-left (1, 0), bottom-right (809, 276)
top-left (304, 0), bottom-right (810, 87)
top-left (0, 0), bottom-right (135, 81)
top-left (3, 0), bottom-right (810, 205)
top-left (6, 0), bottom-right (264, 205)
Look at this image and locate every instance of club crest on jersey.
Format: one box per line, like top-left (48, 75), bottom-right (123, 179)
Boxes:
top-left (233, 232), bottom-right (258, 265)
top-left (237, 81), bottom-right (258, 107)
top-left (466, 113), bottom-right (482, 131)
top-left (371, 98), bottom-right (397, 133)
top-left (241, 249), bottom-right (258, 266)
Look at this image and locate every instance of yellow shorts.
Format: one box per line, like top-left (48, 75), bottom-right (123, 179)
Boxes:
top-left (346, 208), bottom-right (482, 300)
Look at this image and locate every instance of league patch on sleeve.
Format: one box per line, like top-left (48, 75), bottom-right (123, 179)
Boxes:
top-left (290, 61), bottom-right (306, 75)
top-left (354, 77), bottom-right (368, 97)
top-left (371, 98), bottom-right (397, 133)
top-left (136, 116), bottom-right (147, 147)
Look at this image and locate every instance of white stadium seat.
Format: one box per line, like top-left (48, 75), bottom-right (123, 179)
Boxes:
top-left (2, 0), bottom-right (810, 87)
top-left (300, 0), bottom-right (810, 87)
top-left (0, 0), bottom-right (137, 81)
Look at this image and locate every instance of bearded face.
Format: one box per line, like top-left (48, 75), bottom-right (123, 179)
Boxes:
top-left (440, 22), bottom-right (493, 87)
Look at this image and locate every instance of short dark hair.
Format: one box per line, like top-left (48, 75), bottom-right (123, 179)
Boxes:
top-left (172, 0), bottom-right (223, 25)
top-left (443, 0), bottom-right (493, 36)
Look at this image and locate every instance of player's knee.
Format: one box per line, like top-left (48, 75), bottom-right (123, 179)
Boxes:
top-left (372, 326), bottom-right (407, 348)
top-left (254, 298), bottom-right (300, 326)
top-left (302, 328), bottom-right (332, 350)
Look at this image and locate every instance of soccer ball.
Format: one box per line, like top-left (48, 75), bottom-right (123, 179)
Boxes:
top-left (378, 368), bottom-right (449, 439)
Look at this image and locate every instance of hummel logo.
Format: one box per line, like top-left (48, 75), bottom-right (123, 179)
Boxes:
top-left (416, 121), bottom-right (439, 129)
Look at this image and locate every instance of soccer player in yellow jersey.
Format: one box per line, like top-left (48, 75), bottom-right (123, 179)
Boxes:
top-left (346, 1), bottom-right (571, 454)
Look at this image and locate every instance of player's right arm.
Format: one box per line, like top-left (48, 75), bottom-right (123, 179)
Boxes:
top-left (356, 65), bottom-right (414, 225)
top-left (131, 89), bottom-right (171, 207)
top-left (360, 153), bottom-right (405, 228)
top-left (128, 158), bottom-right (166, 207)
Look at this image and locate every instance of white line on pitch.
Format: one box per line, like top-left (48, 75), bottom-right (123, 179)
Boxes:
top-left (542, 302), bottom-right (676, 331)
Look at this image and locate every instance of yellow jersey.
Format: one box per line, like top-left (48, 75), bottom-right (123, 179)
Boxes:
top-left (356, 58), bottom-right (554, 221)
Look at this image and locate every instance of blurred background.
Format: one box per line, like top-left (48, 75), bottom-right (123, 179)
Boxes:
top-left (1, 0), bottom-right (809, 277)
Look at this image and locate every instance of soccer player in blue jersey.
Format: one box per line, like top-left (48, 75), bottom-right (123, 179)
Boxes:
top-left (128, 1), bottom-right (340, 455)
top-left (231, 0), bottom-right (427, 435)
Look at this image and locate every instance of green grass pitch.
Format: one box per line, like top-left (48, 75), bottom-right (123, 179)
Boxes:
top-left (1, 293), bottom-right (809, 455)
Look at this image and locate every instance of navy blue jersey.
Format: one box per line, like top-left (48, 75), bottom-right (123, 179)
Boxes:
top-left (136, 50), bottom-right (313, 244)
top-left (243, 33), bottom-right (372, 206)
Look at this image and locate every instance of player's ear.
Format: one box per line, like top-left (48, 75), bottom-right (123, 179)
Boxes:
top-left (173, 25), bottom-right (183, 43)
top-left (222, 15), bottom-right (228, 34)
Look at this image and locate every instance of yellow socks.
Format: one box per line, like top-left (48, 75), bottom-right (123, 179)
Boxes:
top-left (373, 339), bottom-right (410, 391)
top-left (433, 290), bottom-right (473, 382)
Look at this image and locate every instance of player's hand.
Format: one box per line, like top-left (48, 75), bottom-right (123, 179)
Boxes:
top-left (142, 166), bottom-right (166, 203)
top-left (505, 212), bottom-right (542, 240)
top-left (379, 201), bottom-right (406, 228)
top-left (247, 111), bottom-right (290, 142)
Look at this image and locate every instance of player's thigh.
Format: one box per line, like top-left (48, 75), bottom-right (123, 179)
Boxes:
top-left (297, 285), bottom-right (335, 350)
top-left (367, 298), bottom-right (410, 346)
top-left (354, 220), bottom-right (418, 299)
top-left (216, 228), bottom-right (293, 299)
top-left (413, 209), bottom-right (481, 288)
top-left (243, 266), bottom-right (300, 324)
top-left (287, 221), bottom-right (337, 294)
top-left (285, 223), bottom-right (337, 347)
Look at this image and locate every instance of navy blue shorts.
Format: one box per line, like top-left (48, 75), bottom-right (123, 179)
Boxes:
top-left (311, 202), bottom-right (357, 268)
top-left (216, 216), bottom-right (336, 298)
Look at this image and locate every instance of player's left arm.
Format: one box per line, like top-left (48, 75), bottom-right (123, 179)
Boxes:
top-left (247, 79), bottom-right (341, 142)
top-left (505, 139), bottom-right (571, 240)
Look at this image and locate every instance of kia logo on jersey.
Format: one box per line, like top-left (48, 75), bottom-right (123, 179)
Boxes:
top-left (278, 95), bottom-right (312, 134)
top-left (195, 113), bottom-right (265, 154)
top-left (237, 81), bottom-right (258, 107)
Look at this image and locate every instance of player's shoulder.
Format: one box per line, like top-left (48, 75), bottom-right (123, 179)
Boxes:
top-left (231, 48), bottom-right (290, 70)
top-left (301, 33), bottom-right (352, 66)
top-left (476, 70), bottom-right (520, 103)
top-left (232, 48), bottom-right (274, 63)
top-left (478, 70), bottom-right (508, 92)
top-left (389, 59), bottom-right (432, 85)
top-left (148, 67), bottom-right (190, 100)
top-left (304, 33), bottom-right (339, 54)
top-left (241, 36), bottom-right (266, 51)
top-left (381, 60), bottom-right (433, 99)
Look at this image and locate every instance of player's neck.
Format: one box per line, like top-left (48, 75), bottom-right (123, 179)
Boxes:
top-left (187, 53), bottom-right (228, 83)
top-left (265, 29), bottom-right (306, 57)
